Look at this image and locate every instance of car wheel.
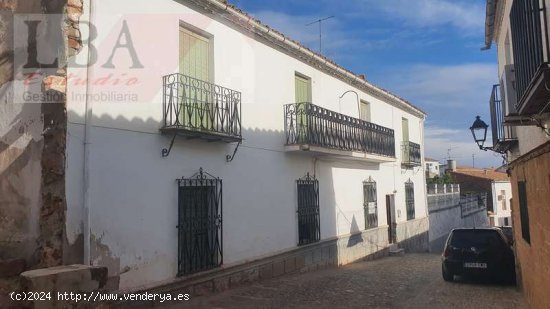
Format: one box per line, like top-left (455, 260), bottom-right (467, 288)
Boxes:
top-left (442, 264), bottom-right (454, 282)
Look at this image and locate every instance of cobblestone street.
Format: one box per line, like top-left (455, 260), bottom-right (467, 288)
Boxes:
top-left (165, 254), bottom-right (527, 309)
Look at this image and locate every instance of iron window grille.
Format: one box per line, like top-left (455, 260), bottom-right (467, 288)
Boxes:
top-left (297, 173), bottom-right (321, 246)
top-left (284, 102), bottom-right (396, 157)
top-left (177, 168), bottom-right (223, 276)
top-left (162, 73), bottom-right (242, 141)
top-left (405, 179), bottom-right (415, 220)
top-left (517, 181), bottom-right (530, 244)
top-left (401, 141), bottom-right (421, 166)
top-left (363, 177), bottom-right (378, 229)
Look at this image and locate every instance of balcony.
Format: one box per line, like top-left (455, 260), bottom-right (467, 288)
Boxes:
top-left (401, 141), bottom-right (421, 167)
top-left (510, 0), bottom-right (550, 115)
top-left (161, 73), bottom-right (242, 142)
top-left (489, 84), bottom-right (518, 153)
top-left (284, 102), bottom-right (395, 162)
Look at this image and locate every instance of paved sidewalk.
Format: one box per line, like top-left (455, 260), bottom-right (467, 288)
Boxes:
top-left (162, 254), bottom-right (527, 309)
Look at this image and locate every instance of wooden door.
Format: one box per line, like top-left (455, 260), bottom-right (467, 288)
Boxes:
top-left (386, 195), bottom-right (396, 244)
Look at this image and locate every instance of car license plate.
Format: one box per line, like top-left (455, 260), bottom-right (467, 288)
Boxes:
top-left (464, 262), bottom-right (487, 269)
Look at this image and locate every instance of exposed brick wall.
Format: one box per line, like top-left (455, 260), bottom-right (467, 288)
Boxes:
top-left (510, 141), bottom-right (550, 309)
top-left (37, 0), bottom-right (83, 268)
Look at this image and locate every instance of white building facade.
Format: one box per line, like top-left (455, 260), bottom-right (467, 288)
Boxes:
top-left (425, 158), bottom-right (440, 179)
top-left (64, 0), bottom-right (428, 291)
top-left (490, 181), bottom-right (512, 226)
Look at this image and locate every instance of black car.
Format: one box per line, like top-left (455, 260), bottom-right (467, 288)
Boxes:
top-left (498, 226), bottom-right (514, 245)
top-left (441, 228), bottom-right (515, 282)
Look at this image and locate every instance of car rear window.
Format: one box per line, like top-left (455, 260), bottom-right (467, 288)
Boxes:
top-left (450, 230), bottom-right (504, 249)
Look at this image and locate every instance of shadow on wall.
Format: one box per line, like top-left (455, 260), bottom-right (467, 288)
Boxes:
top-left (0, 97), bottom-right (43, 264)
top-left (65, 107), bottom-right (395, 284)
top-left (347, 216), bottom-right (363, 247)
top-left (0, 0), bottom-right (68, 267)
top-left (0, 12), bottom-right (46, 261)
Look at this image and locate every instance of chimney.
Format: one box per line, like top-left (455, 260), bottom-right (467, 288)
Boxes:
top-left (357, 74), bottom-right (366, 81)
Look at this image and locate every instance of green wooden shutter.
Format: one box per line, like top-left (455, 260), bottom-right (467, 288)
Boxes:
top-left (360, 100), bottom-right (370, 122)
top-left (402, 118), bottom-right (409, 141)
top-left (402, 118), bottom-right (409, 162)
top-left (295, 75), bottom-right (311, 103)
top-left (179, 28), bottom-right (211, 129)
top-left (180, 28), bottom-right (210, 81)
top-left (295, 74), bottom-right (311, 143)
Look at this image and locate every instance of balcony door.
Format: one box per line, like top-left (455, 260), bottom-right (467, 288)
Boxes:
top-left (180, 27), bottom-right (211, 82)
top-left (179, 27), bottom-right (213, 129)
top-left (402, 118), bottom-right (409, 162)
top-left (295, 73), bottom-right (312, 143)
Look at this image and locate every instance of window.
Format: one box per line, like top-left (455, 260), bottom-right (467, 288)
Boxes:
top-left (295, 73), bottom-right (312, 103)
top-left (517, 181), bottom-right (530, 244)
top-left (360, 100), bottom-right (371, 122)
top-left (179, 26), bottom-right (214, 129)
top-left (363, 177), bottom-right (378, 229)
top-left (294, 73), bottom-right (312, 143)
top-left (401, 118), bottom-right (410, 162)
top-left (179, 26), bottom-right (212, 81)
top-left (177, 168), bottom-right (222, 276)
top-left (297, 173), bottom-right (320, 245)
top-left (401, 118), bottom-right (409, 142)
top-left (405, 180), bottom-right (415, 220)
top-left (501, 190), bottom-right (507, 210)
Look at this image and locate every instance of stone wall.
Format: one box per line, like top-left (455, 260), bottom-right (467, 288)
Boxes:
top-left (39, 0), bottom-right (84, 268)
top-left (395, 217), bottom-right (430, 253)
top-left (428, 189), bottom-right (490, 253)
top-left (0, 0), bottom-right (84, 268)
top-left (0, 0), bottom-right (47, 267)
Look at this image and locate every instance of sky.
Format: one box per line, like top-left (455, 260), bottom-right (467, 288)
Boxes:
top-left (231, 0), bottom-right (504, 168)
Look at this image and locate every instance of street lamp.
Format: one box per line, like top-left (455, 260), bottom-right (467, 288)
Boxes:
top-left (338, 90), bottom-right (361, 119)
top-left (469, 115), bottom-right (490, 150)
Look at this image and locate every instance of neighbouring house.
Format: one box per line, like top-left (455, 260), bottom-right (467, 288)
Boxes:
top-left (481, 0), bottom-right (550, 307)
top-left (0, 0), bottom-right (429, 299)
top-left (449, 167), bottom-right (512, 227)
top-left (425, 157), bottom-right (440, 179)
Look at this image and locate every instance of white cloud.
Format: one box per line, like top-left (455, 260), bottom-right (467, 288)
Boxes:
top-left (377, 63), bottom-right (501, 167)
top-left (381, 63), bottom-right (497, 107)
top-left (347, 0), bottom-right (485, 35)
top-left (424, 126), bottom-right (503, 168)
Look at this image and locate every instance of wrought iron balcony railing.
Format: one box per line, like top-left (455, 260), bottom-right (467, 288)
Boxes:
top-left (510, 0), bottom-right (550, 114)
top-left (401, 141), bottom-right (421, 166)
top-left (162, 73), bottom-right (242, 142)
top-left (284, 102), bottom-right (395, 158)
top-left (489, 84), bottom-right (517, 152)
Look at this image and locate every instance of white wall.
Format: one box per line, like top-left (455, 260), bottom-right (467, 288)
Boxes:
top-left (491, 181), bottom-right (512, 226)
top-left (65, 0), bottom-right (427, 290)
top-left (495, 0), bottom-right (550, 157)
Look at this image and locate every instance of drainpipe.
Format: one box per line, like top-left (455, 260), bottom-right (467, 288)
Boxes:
top-left (83, 0), bottom-right (95, 266)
